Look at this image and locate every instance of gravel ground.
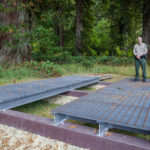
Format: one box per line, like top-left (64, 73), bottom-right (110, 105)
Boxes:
top-left (88, 84), bottom-right (106, 90)
top-left (0, 124), bottom-right (88, 150)
top-left (47, 84), bottom-right (106, 105)
top-left (47, 95), bottom-right (77, 105)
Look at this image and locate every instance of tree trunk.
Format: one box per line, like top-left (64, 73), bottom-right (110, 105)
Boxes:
top-left (58, 3), bottom-right (64, 48)
top-left (54, 3), bottom-right (64, 48)
top-left (75, 0), bottom-right (83, 54)
top-left (143, 0), bottom-right (150, 50)
top-left (0, 0), bottom-right (30, 64)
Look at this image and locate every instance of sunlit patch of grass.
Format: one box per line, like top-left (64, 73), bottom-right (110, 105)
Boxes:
top-left (2, 63), bottom-right (150, 85)
top-left (77, 87), bottom-right (96, 91)
top-left (60, 64), bottom-right (150, 78)
top-left (0, 67), bottom-right (44, 85)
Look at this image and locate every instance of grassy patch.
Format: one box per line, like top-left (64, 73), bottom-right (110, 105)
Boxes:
top-left (60, 64), bottom-right (150, 78)
top-left (77, 86), bottom-right (96, 91)
top-left (0, 67), bottom-right (43, 85)
top-left (110, 129), bottom-right (150, 141)
top-left (13, 100), bottom-right (60, 119)
top-left (1, 63), bottom-right (150, 85)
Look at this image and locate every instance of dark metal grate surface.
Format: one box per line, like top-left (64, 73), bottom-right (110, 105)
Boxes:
top-left (52, 79), bottom-right (150, 134)
top-left (0, 76), bottom-right (100, 111)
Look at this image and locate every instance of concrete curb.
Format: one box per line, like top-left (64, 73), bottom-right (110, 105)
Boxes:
top-left (0, 110), bottom-right (149, 150)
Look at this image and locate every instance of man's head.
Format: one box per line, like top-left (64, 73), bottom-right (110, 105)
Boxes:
top-left (137, 36), bottom-right (142, 44)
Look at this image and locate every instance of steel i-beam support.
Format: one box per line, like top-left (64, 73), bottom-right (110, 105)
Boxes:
top-left (97, 123), bottom-right (109, 137)
top-left (54, 114), bottom-right (67, 126)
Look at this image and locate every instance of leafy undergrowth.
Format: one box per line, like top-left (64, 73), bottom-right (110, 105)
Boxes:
top-left (0, 61), bottom-right (63, 85)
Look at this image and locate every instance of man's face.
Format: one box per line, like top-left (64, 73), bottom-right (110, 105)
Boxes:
top-left (138, 37), bottom-right (142, 44)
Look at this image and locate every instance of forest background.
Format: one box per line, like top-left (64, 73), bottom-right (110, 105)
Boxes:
top-left (0, 0), bottom-right (150, 66)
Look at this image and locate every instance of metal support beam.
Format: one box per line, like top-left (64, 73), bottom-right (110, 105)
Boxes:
top-left (54, 114), bottom-right (67, 126)
top-left (97, 124), bottom-right (109, 137)
top-left (99, 74), bottom-right (112, 80)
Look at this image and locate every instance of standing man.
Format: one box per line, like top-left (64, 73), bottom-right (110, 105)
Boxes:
top-left (133, 36), bottom-right (147, 82)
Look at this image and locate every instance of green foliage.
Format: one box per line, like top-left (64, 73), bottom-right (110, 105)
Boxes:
top-left (25, 60), bottom-right (63, 76)
top-left (0, 0), bottom-right (144, 62)
top-left (81, 59), bottom-right (95, 68)
top-left (115, 46), bottom-right (133, 57)
top-left (0, 66), bottom-right (42, 85)
top-left (82, 0), bottom-right (96, 54)
top-left (48, 53), bottom-right (134, 66)
top-left (97, 56), bottom-right (134, 66)
top-left (49, 51), bottom-right (72, 63)
top-left (0, 4), bottom-right (5, 12)
top-left (0, 66), bottom-right (3, 78)
top-left (30, 25), bottom-right (62, 60)
top-left (90, 19), bottom-right (111, 55)
top-left (104, 0), bottom-right (143, 52)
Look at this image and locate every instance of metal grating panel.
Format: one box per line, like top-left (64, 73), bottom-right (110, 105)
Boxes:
top-left (0, 76), bottom-right (100, 111)
top-left (52, 78), bottom-right (150, 136)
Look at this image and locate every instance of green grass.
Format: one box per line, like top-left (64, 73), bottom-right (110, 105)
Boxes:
top-left (0, 67), bottom-right (44, 85)
top-left (77, 86), bottom-right (96, 91)
top-left (13, 100), bottom-right (60, 119)
top-left (1, 63), bottom-right (150, 85)
top-left (110, 128), bottom-right (150, 140)
top-left (60, 63), bottom-right (150, 77)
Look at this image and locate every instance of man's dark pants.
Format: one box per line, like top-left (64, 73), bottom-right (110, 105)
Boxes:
top-left (135, 58), bottom-right (146, 81)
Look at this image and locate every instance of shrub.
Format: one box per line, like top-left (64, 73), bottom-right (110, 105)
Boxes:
top-left (50, 51), bottom-right (73, 64)
top-left (30, 25), bottom-right (62, 61)
top-left (81, 59), bottom-right (95, 68)
top-left (96, 56), bottom-right (134, 66)
top-left (24, 60), bottom-right (63, 76)
top-left (0, 66), bottom-right (3, 77)
top-left (97, 56), bottom-right (110, 64)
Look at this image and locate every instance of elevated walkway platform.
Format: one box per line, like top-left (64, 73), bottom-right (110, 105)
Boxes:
top-left (52, 79), bottom-right (150, 136)
top-left (0, 75), bottom-right (102, 111)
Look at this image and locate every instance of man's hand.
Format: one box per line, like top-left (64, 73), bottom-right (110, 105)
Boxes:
top-left (136, 55), bottom-right (140, 59)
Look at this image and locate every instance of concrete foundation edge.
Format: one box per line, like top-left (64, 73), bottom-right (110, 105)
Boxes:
top-left (0, 110), bottom-right (149, 150)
